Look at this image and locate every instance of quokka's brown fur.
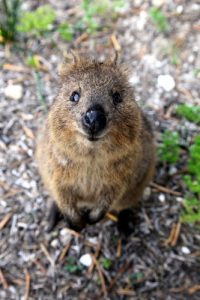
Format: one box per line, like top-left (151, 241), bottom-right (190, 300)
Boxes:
top-left (36, 52), bottom-right (155, 232)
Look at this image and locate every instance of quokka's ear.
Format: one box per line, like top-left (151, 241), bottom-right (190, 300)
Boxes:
top-left (58, 50), bottom-right (81, 77)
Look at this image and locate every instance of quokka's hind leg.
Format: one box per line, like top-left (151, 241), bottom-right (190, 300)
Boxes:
top-left (47, 202), bottom-right (63, 232)
top-left (117, 208), bottom-right (140, 235)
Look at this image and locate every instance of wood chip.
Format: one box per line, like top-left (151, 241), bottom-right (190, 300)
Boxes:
top-left (3, 64), bottom-right (29, 73)
top-left (116, 238), bottom-right (122, 258)
top-left (0, 213), bottom-right (12, 230)
top-left (24, 269), bottom-right (31, 300)
top-left (117, 288), bottom-right (135, 296)
top-left (22, 126), bottom-right (35, 140)
top-left (151, 182), bottom-right (181, 196)
top-left (110, 34), bottom-right (121, 51)
top-left (106, 212), bottom-right (118, 222)
top-left (163, 222), bottom-right (181, 247)
top-left (75, 33), bottom-right (89, 45)
top-left (0, 268), bottom-right (8, 289)
top-left (188, 284), bottom-right (200, 294)
top-left (59, 240), bottom-right (71, 263)
top-left (40, 243), bottom-right (54, 266)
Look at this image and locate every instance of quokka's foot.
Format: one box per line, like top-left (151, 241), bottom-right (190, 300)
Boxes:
top-left (47, 202), bottom-right (63, 232)
top-left (117, 209), bottom-right (137, 235)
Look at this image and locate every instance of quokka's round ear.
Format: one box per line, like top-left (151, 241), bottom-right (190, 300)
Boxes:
top-left (58, 50), bottom-right (80, 77)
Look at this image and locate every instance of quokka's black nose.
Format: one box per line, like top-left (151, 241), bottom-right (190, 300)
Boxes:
top-left (82, 105), bottom-right (107, 135)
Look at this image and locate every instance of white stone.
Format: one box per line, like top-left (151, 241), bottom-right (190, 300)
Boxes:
top-left (158, 193), bottom-right (165, 202)
top-left (157, 75), bottom-right (175, 91)
top-left (152, 0), bottom-right (165, 6)
top-left (4, 84), bottom-right (23, 100)
top-left (176, 197), bottom-right (184, 203)
top-left (60, 228), bottom-right (72, 245)
top-left (181, 246), bottom-right (191, 254)
top-left (51, 239), bottom-right (59, 248)
top-left (79, 253), bottom-right (92, 267)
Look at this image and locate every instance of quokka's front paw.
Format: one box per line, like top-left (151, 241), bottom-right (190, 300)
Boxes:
top-left (117, 209), bottom-right (137, 235)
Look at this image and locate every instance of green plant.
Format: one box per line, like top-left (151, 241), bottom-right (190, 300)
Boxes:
top-left (193, 68), bottom-right (200, 78)
top-left (80, 0), bottom-right (125, 33)
top-left (0, 0), bottom-right (21, 42)
top-left (184, 135), bottom-right (200, 195)
top-left (101, 257), bottom-right (112, 270)
top-left (181, 136), bottom-right (200, 224)
top-left (149, 7), bottom-right (169, 32)
top-left (158, 130), bottom-right (181, 163)
top-left (181, 198), bottom-right (200, 224)
top-left (17, 5), bottom-right (56, 36)
top-left (58, 23), bottom-right (73, 42)
top-left (176, 104), bottom-right (200, 125)
top-left (63, 257), bottom-right (83, 273)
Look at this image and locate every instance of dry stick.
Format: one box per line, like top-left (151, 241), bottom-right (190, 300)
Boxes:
top-left (164, 222), bottom-right (181, 247)
top-left (116, 238), bottom-right (122, 258)
top-left (75, 33), bottom-right (89, 45)
top-left (33, 259), bottom-right (47, 274)
top-left (188, 284), bottom-right (200, 294)
top-left (150, 182), bottom-right (181, 196)
top-left (0, 213), bottom-right (12, 230)
top-left (92, 255), bottom-right (107, 297)
top-left (110, 34), bottom-right (121, 51)
top-left (88, 242), bottom-right (101, 275)
top-left (117, 288), bottom-right (135, 296)
top-left (106, 212), bottom-right (118, 222)
top-left (40, 243), bottom-right (54, 266)
top-left (24, 269), bottom-right (31, 300)
top-left (108, 261), bottom-right (131, 292)
top-left (0, 268), bottom-right (8, 289)
top-left (59, 240), bottom-right (72, 263)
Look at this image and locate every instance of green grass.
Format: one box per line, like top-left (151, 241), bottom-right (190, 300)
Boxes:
top-left (181, 198), bottom-right (200, 224)
top-left (63, 257), bottom-right (83, 273)
top-left (149, 7), bottom-right (169, 32)
top-left (17, 5), bottom-right (56, 36)
top-left (0, 0), bottom-right (21, 42)
top-left (176, 104), bottom-right (200, 125)
top-left (158, 130), bottom-right (181, 164)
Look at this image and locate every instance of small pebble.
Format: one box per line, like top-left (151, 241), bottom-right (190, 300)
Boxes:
top-left (158, 193), bottom-right (165, 202)
top-left (181, 246), bottom-right (191, 255)
top-left (176, 197), bottom-right (184, 203)
top-left (79, 253), bottom-right (92, 267)
top-left (157, 75), bottom-right (175, 92)
top-left (60, 228), bottom-right (72, 245)
top-left (4, 84), bottom-right (23, 100)
top-left (51, 239), bottom-right (59, 248)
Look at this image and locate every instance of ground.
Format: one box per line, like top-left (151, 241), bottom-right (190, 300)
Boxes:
top-left (0, 0), bottom-right (200, 299)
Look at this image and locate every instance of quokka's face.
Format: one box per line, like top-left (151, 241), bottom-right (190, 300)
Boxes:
top-left (51, 58), bottom-right (141, 147)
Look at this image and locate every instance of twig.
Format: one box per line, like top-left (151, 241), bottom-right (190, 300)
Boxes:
top-left (92, 255), bottom-right (107, 297)
top-left (63, 228), bottom-right (83, 238)
top-left (150, 182), bottom-right (181, 196)
top-left (88, 242), bottom-right (101, 275)
top-left (0, 213), bottom-right (12, 230)
top-left (3, 64), bottom-right (29, 72)
top-left (110, 34), bottom-right (121, 51)
top-left (106, 212), bottom-right (118, 222)
top-left (108, 261), bottom-right (131, 292)
top-left (188, 284), bottom-right (200, 294)
top-left (75, 33), bottom-right (89, 45)
top-left (0, 268), bottom-right (8, 289)
top-left (33, 259), bottom-right (46, 274)
top-left (163, 222), bottom-right (181, 247)
top-left (40, 243), bottom-right (54, 266)
top-left (24, 269), bottom-right (31, 300)
top-left (116, 238), bottom-right (122, 258)
top-left (117, 288), bottom-right (135, 296)
top-left (59, 240), bottom-right (71, 263)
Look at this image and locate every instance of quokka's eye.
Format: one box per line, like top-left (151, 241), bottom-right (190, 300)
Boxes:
top-left (112, 91), bottom-right (122, 105)
top-left (70, 91), bottom-right (80, 102)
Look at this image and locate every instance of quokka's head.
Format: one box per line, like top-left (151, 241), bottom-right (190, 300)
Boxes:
top-left (49, 52), bottom-right (142, 150)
